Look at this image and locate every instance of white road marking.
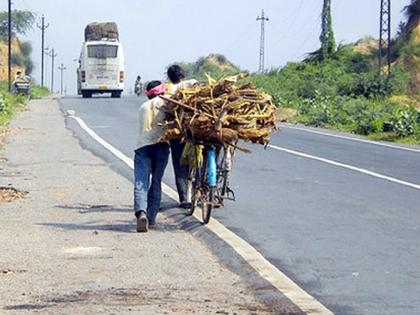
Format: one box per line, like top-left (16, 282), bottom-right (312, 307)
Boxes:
top-left (268, 144), bottom-right (420, 191)
top-left (69, 115), bottom-right (333, 315)
top-left (280, 124), bottom-right (420, 154)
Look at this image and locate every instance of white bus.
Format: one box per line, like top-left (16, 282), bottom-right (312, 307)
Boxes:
top-left (77, 40), bottom-right (125, 98)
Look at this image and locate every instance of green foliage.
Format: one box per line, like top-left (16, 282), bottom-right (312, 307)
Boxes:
top-left (294, 94), bottom-right (396, 135)
top-left (342, 98), bottom-right (393, 135)
top-left (0, 82), bottom-right (26, 126)
top-left (389, 107), bottom-right (420, 137)
top-left (172, 28), bottom-right (418, 143)
top-left (0, 12), bottom-right (35, 74)
top-left (320, 0), bottom-right (336, 60)
top-left (0, 10), bottom-right (35, 38)
top-left (170, 54), bottom-right (241, 82)
top-left (386, 68), bottom-right (412, 94)
top-left (0, 93), bottom-right (7, 115)
top-left (30, 86), bottom-right (49, 99)
top-left (246, 46), bottom-right (415, 141)
top-left (403, 0), bottom-right (420, 26)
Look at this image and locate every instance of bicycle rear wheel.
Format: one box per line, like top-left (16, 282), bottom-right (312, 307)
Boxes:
top-left (186, 167), bottom-right (198, 216)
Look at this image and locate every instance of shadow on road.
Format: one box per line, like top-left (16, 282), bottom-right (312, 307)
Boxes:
top-left (56, 204), bottom-right (132, 214)
top-left (44, 202), bottom-right (203, 233)
top-left (38, 221), bottom-right (134, 233)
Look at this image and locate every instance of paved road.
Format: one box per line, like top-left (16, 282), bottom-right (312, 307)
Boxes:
top-left (0, 99), bottom-right (277, 314)
top-left (61, 95), bottom-right (420, 315)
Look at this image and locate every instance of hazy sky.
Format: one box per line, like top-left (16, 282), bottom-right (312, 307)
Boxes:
top-left (4, 0), bottom-right (411, 94)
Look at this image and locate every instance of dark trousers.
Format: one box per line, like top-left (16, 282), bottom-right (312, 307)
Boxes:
top-left (170, 140), bottom-right (189, 203)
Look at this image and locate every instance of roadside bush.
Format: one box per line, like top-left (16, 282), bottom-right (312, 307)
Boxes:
top-left (295, 94), bottom-right (396, 135)
top-left (385, 68), bottom-right (412, 95)
top-left (176, 38), bottom-right (418, 142)
top-left (0, 90), bottom-right (26, 125)
top-left (389, 107), bottom-right (420, 137)
top-left (343, 98), bottom-right (393, 135)
top-left (30, 86), bottom-right (49, 99)
top-left (338, 72), bottom-right (383, 98)
top-left (297, 90), bottom-right (334, 126)
top-left (0, 93), bottom-right (8, 115)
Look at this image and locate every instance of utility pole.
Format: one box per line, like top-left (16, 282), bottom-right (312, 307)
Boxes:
top-left (37, 15), bottom-right (49, 87)
top-left (379, 0), bottom-right (392, 77)
top-left (8, 0), bottom-right (12, 92)
top-left (48, 48), bottom-right (57, 92)
top-left (256, 9), bottom-right (269, 73)
top-left (44, 47), bottom-right (50, 87)
top-left (58, 63), bottom-right (66, 95)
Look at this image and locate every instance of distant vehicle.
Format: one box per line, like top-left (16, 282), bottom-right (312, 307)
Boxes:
top-left (77, 22), bottom-right (125, 98)
top-left (134, 75), bottom-right (143, 96)
top-left (13, 72), bottom-right (31, 96)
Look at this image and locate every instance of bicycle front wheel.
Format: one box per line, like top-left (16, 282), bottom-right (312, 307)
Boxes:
top-left (201, 187), bottom-right (215, 224)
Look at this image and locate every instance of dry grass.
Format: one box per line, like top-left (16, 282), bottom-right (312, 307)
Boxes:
top-left (0, 187), bottom-right (28, 203)
top-left (276, 108), bottom-right (297, 122)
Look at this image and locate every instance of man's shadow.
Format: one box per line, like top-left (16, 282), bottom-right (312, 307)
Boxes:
top-left (40, 201), bottom-right (202, 233)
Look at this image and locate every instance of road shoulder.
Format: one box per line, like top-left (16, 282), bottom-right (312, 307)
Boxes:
top-left (0, 98), bottom-right (298, 314)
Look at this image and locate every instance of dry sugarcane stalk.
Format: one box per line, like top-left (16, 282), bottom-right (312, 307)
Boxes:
top-left (159, 73), bottom-right (277, 149)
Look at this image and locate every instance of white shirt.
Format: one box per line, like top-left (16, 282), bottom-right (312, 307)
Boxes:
top-left (135, 97), bottom-right (167, 150)
top-left (135, 79), bottom-right (197, 150)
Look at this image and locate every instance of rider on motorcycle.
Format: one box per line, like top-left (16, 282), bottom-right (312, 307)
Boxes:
top-left (134, 75), bottom-right (143, 96)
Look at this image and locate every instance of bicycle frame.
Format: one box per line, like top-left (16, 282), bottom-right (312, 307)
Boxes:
top-left (207, 147), bottom-right (217, 187)
top-left (186, 142), bottom-right (236, 224)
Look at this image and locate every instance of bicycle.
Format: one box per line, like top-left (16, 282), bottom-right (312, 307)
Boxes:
top-left (186, 142), bottom-right (235, 224)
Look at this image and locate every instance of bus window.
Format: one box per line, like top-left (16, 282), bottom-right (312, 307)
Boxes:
top-left (87, 45), bottom-right (118, 58)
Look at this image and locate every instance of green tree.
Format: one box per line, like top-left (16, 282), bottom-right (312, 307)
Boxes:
top-left (0, 10), bottom-right (35, 38)
top-left (320, 0), bottom-right (336, 60)
top-left (404, 0), bottom-right (419, 28)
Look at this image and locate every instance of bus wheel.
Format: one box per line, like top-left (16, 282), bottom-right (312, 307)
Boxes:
top-left (111, 92), bottom-right (121, 98)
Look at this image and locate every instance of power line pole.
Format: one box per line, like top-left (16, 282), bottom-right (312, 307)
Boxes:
top-left (37, 15), bottom-right (49, 87)
top-left (379, 0), bottom-right (392, 77)
top-left (256, 9), bottom-right (269, 73)
top-left (58, 63), bottom-right (66, 95)
top-left (8, 0), bottom-right (12, 92)
top-left (47, 48), bottom-right (57, 92)
top-left (44, 47), bottom-right (50, 86)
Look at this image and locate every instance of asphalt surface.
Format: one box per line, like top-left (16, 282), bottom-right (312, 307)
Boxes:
top-left (60, 95), bottom-right (420, 315)
top-left (0, 98), bottom-right (282, 314)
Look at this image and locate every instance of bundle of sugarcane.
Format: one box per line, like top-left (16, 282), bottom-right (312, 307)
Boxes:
top-left (159, 73), bottom-right (277, 151)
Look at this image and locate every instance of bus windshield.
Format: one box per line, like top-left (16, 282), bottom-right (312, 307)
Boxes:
top-left (87, 45), bottom-right (118, 59)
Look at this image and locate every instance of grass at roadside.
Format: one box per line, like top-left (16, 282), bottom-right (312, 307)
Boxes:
top-left (281, 104), bottom-right (420, 145)
top-left (0, 91), bottom-right (26, 126)
top-left (0, 81), bottom-right (50, 127)
top-left (30, 85), bottom-right (50, 99)
top-left (367, 131), bottom-right (420, 145)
